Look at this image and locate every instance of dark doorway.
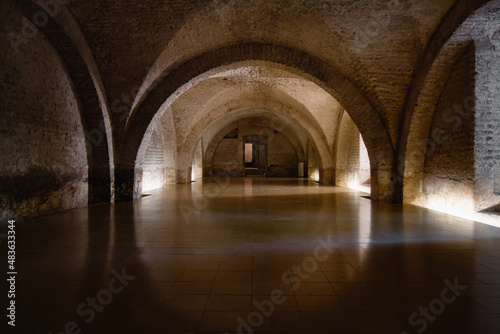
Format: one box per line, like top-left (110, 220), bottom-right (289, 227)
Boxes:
top-left (243, 135), bottom-right (267, 176)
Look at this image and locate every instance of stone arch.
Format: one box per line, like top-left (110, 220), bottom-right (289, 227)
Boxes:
top-left (129, 0), bottom-right (367, 117)
top-left (132, 66), bottom-right (334, 198)
top-left (117, 44), bottom-right (394, 201)
top-left (15, 0), bottom-right (114, 203)
top-left (174, 75), bottom-right (332, 152)
top-left (176, 98), bottom-right (331, 185)
top-left (203, 116), bottom-right (307, 177)
top-left (400, 1), bottom-right (500, 216)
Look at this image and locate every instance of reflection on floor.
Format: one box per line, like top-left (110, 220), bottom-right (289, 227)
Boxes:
top-left (3, 178), bottom-right (500, 333)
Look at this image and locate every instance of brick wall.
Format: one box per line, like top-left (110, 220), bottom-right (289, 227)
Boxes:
top-left (161, 111), bottom-right (177, 184)
top-left (212, 139), bottom-right (244, 177)
top-left (211, 123), bottom-right (299, 178)
top-left (336, 112), bottom-right (370, 191)
top-left (474, 38), bottom-right (500, 212)
top-left (359, 135), bottom-right (371, 185)
top-left (191, 139), bottom-right (203, 181)
top-left (0, 1), bottom-right (88, 222)
top-left (308, 141), bottom-right (319, 182)
top-left (420, 44), bottom-right (476, 214)
top-left (345, 122), bottom-right (360, 188)
top-left (142, 123), bottom-right (165, 192)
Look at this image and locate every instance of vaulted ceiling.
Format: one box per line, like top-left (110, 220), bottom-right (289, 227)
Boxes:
top-left (3, 0), bottom-right (497, 206)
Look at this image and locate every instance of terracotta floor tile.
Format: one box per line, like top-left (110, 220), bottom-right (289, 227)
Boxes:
top-left (3, 178), bottom-right (500, 333)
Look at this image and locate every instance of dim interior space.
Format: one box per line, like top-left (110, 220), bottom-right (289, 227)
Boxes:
top-left (1, 0), bottom-right (500, 333)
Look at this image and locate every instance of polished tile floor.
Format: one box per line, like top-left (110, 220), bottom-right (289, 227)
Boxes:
top-left (2, 178), bottom-right (500, 334)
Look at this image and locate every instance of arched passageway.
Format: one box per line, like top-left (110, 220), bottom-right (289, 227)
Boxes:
top-left (400, 0), bottom-right (500, 219)
top-left (3, 1), bottom-right (500, 333)
top-left (1, 0), bottom-right (498, 225)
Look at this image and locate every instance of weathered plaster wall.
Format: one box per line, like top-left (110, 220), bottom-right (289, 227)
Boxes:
top-left (417, 44), bottom-right (476, 215)
top-left (0, 1), bottom-right (88, 222)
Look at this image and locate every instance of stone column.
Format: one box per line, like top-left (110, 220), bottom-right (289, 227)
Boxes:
top-left (114, 164), bottom-right (142, 202)
top-left (370, 164), bottom-right (400, 203)
top-left (319, 167), bottom-right (335, 185)
top-left (88, 163), bottom-right (112, 203)
top-left (473, 37), bottom-right (500, 212)
top-left (176, 167), bottom-right (192, 184)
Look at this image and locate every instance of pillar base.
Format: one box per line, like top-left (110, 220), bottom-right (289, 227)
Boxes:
top-left (114, 166), bottom-right (142, 202)
top-left (371, 167), bottom-right (401, 203)
top-left (176, 167), bottom-right (192, 184)
top-left (319, 168), bottom-right (335, 185)
top-left (88, 164), bottom-right (112, 204)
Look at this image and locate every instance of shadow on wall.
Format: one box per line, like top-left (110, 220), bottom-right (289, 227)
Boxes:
top-left (0, 1), bottom-right (88, 222)
top-left (407, 42), bottom-right (500, 218)
top-left (335, 112), bottom-right (371, 193)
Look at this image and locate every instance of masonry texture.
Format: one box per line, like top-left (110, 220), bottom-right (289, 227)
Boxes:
top-left (335, 112), bottom-right (370, 189)
top-left (141, 123), bottom-right (166, 192)
top-left (1, 0), bottom-right (499, 223)
top-left (210, 122), bottom-right (300, 178)
top-left (0, 1), bottom-right (88, 221)
top-left (474, 35), bottom-right (500, 212)
top-left (418, 44), bottom-right (476, 213)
